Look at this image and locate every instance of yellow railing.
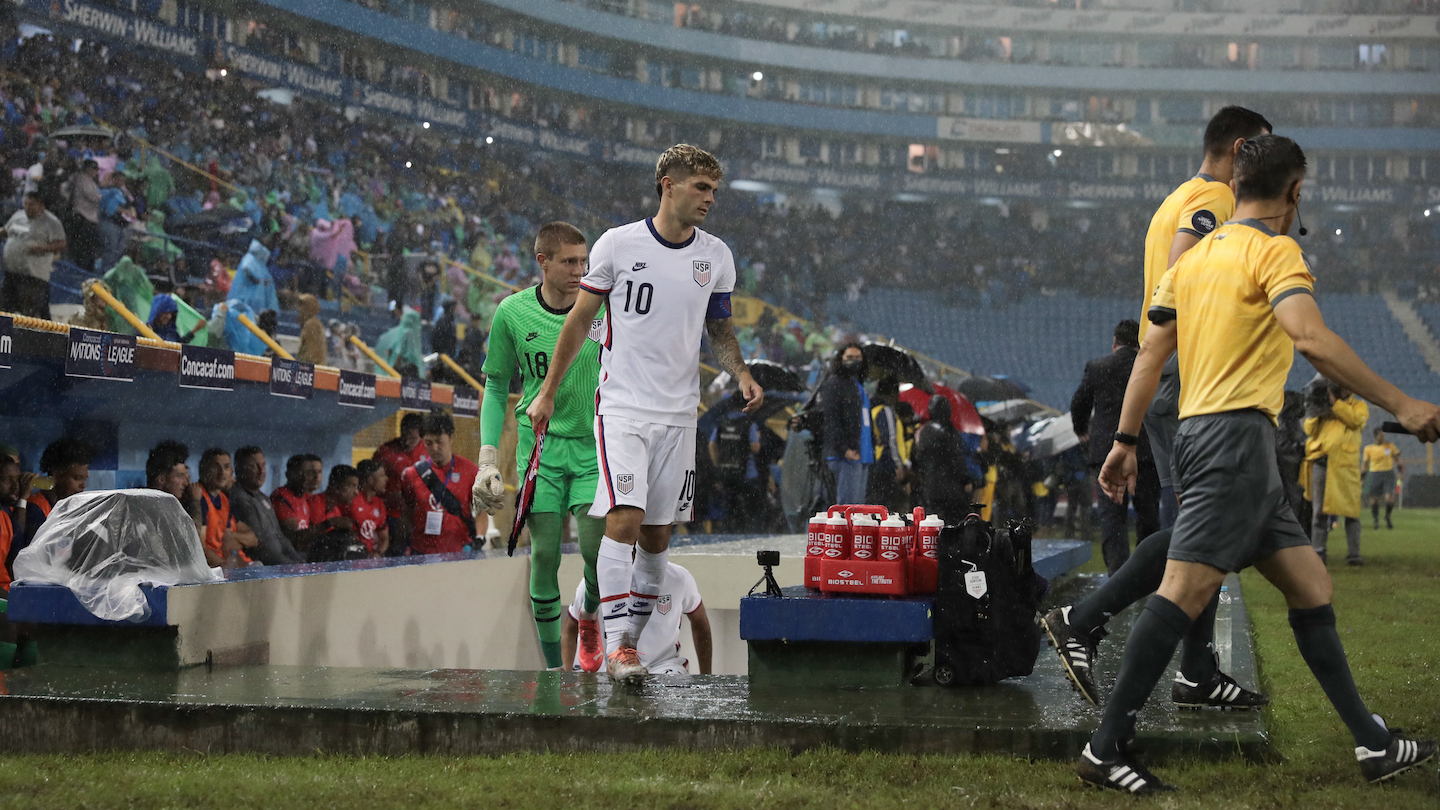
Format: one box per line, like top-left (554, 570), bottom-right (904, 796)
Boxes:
top-left (87, 282), bottom-right (163, 342)
top-left (236, 313), bottom-right (294, 360)
top-left (350, 334), bottom-right (401, 378)
top-left (438, 353), bottom-right (482, 389)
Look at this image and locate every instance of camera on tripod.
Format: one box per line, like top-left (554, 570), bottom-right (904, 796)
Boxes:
top-left (752, 550), bottom-right (783, 597)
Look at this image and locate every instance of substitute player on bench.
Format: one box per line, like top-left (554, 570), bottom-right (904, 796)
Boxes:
top-left (472, 222), bottom-right (608, 672)
top-left (1078, 135), bottom-right (1437, 794)
top-left (527, 144), bottom-right (762, 684)
top-left (1045, 106), bottom-right (1272, 709)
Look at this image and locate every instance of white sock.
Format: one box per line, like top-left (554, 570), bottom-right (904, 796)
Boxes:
top-left (597, 536), bottom-right (633, 655)
top-left (625, 545), bottom-right (668, 644)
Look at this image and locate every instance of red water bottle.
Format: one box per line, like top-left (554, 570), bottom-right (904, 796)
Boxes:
top-left (804, 511), bottom-right (828, 588)
top-left (850, 514), bottom-right (878, 561)
top-left (823, 514), bottom-right (850, 560)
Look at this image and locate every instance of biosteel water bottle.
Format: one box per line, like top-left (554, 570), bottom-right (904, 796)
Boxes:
top-left (918, 515), bottom-right (944, 561)
top-left (805, 511), bottom-right (828, 588)
top-left (823, 514), bottom-right (850, 560)
top-left (878, 514), bottom-right (908, 562)
top-left (850, 513), bottom-right (879, 561)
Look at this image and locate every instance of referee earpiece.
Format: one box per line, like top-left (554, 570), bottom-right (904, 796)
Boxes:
top-left (1296, 207), bottom-right (1308, 237)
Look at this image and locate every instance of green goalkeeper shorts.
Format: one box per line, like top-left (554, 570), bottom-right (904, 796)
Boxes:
top-left (516, 429), bottom-right (600, 516)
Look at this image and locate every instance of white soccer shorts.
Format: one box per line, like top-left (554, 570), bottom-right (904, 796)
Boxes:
top-left (647, 657), bottom-right (689, 676)
top-left (591, 414), bottom-right (696, 525)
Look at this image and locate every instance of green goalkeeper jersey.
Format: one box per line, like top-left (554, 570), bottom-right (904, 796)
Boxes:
top-left (481, 285), bottom-right (603, 441)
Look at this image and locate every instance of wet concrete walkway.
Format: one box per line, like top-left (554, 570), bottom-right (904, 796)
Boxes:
top-left (0, 575), bottom-right (1267, 760)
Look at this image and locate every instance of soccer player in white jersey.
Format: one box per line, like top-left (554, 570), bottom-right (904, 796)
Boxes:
top-left (528, 144), bottom-right (762, 684)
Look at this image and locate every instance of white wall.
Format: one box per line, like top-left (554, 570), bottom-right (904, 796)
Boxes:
top-left (165, 549), bottom-right (806, 675)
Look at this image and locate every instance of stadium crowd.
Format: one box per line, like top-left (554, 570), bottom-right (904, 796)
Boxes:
top-left (2, 17), bottom-right (1431, 372)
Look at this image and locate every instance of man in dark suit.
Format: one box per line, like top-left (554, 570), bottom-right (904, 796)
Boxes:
top-left (1070, 320), bottom-right (1161, 573)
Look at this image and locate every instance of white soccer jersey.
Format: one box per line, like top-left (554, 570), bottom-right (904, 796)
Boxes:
top-left (580, 218), bottom-right (736, 428)
top-left (570, 562), bottom-right (702, 668)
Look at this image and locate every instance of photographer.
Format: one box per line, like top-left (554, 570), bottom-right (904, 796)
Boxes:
top-left (1300, 378), bottom-right (1368, 565)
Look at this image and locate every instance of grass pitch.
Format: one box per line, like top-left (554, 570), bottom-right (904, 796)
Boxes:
top-left (2, 511), bottom-right (1438, 808)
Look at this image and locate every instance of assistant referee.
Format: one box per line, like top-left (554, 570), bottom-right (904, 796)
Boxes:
top-left (1079, 134), bottom-right (1439, 794)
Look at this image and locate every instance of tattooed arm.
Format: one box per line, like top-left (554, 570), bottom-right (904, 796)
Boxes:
top-left (706, 318), bottom-right (764, 414)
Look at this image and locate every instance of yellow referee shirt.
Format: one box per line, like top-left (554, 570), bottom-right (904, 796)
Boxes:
top-left (1363, 443), bottom-right (1400, 472)
top-left (1148, 218), bottom-right (1313, 423)
top-left (1140, 174), bottom-right (1235, 340)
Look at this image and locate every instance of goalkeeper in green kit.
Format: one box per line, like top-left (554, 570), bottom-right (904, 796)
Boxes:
top-left (472, 221), bottom-right (607, 672)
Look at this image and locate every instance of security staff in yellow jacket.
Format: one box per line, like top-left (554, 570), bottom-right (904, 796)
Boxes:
top-left (1300, 384), bottom-right (1368, 565)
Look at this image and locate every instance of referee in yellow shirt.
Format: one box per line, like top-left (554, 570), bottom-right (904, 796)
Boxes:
top-left (1080, 135), bottom-right (1438, 794)
top-left (1363, 427), bottom-right (1402, 529)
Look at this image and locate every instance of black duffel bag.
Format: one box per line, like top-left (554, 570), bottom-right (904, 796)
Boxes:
top-left (931, 513), bottom-right (1044, 686)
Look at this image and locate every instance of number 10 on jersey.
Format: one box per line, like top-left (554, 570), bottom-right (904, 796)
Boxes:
top-left (623, 280), bottom-right (653, 315)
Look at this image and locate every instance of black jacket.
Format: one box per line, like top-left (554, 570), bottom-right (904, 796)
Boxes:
top-left (912, 423), bottom-right (973, 504)
top-left (1070, 346), bottom-right (1152, 467)
top-left (818, 372), bottom-right (865, 460)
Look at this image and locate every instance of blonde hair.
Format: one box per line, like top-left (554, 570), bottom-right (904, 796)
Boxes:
top-left (654, 144), bottom-right (723, 199)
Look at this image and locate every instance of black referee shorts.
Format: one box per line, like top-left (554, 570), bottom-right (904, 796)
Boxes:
top-left (1168, 409), bottom-right (1311, 573)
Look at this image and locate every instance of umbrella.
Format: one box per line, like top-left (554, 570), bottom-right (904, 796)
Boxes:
top-left (1017, 413), bottom-right (1080, 459)
top-left (980, 399), bottom-right (1047, 423)
top-left (861, 342), bottom-right (930, 389)
top-left (50, 125), bottom-right (116, 140)
top-left (958, 376), bottom-right (1030, 402)
top-left (899, 382), bottom-right (984, 436)
top-left (746, 359), bottom-right (805, 393)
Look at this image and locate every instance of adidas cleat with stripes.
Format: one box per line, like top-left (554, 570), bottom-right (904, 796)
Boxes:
top-left (1171, 668), bottom-right (1270, 710)
top-left (1076, 743), bottom-right (1175, 795)
top-left (1358, 731), bottom-right (1437, 783)
top-left (1042, 607), bottom-right (1101, 706)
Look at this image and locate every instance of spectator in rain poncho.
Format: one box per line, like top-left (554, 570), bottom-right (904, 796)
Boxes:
top-left (230, 239), bottom-right (279, 315)
top-left (142, 156), bottom-right (174, 211)
top-left (137, 210), bottom-right (182, 268)
top-left (374, 307), bottom-right (424, 378)
top-left (147, 294), bottom-right (206, 345)
top-left (217, 299), bottom-right (267, 356)
top-left (310, 218), bottom-right (356, 278)
top-left (100, 257), bottom-right (154, 334)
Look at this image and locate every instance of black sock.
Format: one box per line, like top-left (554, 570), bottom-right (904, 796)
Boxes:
top-left (1069, 528), bottom-right (1172, 637)
top-left (1091, 594), bottom-right (1192, 757)
top-left (1289, 605), bottom-right (1390, 750)
top-left (1384, 503), bottom-right (1393, 522)
top-left (1372, 503), bottom-right (1379, 523)
top-left (1178, 591), bottom-right (1220, 682)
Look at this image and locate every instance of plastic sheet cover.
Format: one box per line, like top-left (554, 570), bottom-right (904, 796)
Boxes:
top-left (13, 489), bottom-right (221, 622)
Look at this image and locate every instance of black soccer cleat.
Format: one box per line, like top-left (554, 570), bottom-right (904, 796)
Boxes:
top-left (1042, 606), bottom-right (1101, 706)
top-left (1358, 730), bottom-right (1437, 783)
top-left (1171, 666), bottom-right (1270, 711)
top-left (1077, 743), bottom-right (1175, 795)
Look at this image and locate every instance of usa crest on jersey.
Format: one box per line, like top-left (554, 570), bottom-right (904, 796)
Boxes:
top-left (693, 260), bottom-right (711, 287)
top-left (656, 594), bottom-right (672, 615)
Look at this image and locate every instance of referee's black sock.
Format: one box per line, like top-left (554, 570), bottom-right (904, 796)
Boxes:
top-left (1372, 503), bottom-right (1380, 524)
top-left (1384, 503), bottom-right (1394, 524)
top-left (1178, 591), bottom-right (1220, 683)
top-left (1289, 604), bottom-right (1390, 751)
top-left (1090, 594), bottom-right (1192, 757)
top-left (1069, 528), bottom-right (1172, 638)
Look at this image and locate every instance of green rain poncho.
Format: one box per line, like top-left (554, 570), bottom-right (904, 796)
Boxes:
top-left (139, 210), bottom-right (184, 267)
top-left (101, 257), bottom-right (155, 335)
top-left (374, 308), bottom-right (425, 376)
top-left (143, 156), bottom-right (174, 210)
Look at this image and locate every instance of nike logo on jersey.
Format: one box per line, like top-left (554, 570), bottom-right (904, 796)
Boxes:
top-left (630, 262), bottom-right (647, 272)
top-left (525, 332), bottom-right (540, 341)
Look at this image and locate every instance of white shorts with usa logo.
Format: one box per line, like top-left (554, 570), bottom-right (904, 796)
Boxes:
top-left (591, 414), bottom-right (696, 525)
